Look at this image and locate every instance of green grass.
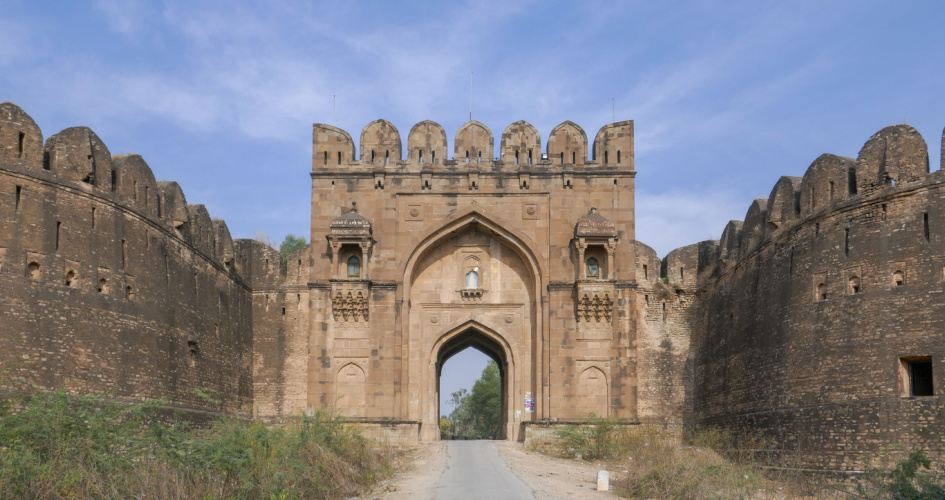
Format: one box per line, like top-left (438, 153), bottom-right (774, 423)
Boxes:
top-left (0, 389), bottom-right (391, 499)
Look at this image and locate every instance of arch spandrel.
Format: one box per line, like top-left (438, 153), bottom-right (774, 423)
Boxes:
top-left (398, 206), bottom-right (547, 286)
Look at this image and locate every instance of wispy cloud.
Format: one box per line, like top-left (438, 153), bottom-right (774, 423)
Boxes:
top-left (635, 188), bottom-right (744, 257)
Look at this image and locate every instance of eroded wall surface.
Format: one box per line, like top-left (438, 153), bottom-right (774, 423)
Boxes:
top-left (684, 124), bottom-right (945, 471)
top-left (0, 102), bottom-right (254, 416)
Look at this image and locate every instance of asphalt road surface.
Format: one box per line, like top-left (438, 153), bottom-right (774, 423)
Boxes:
top-left (434, 441), bottom-right (535, 499)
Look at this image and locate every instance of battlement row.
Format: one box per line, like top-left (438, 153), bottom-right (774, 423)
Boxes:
top-left (0, 101), bottom-right (289, 288)
top-left (312, 119), bottom-right (634, 171)
top-left (695, 123), bottom-right (945, 270)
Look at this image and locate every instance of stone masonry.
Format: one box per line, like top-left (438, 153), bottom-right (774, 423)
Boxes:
top-left (1, 99), bottom-right (943, 471)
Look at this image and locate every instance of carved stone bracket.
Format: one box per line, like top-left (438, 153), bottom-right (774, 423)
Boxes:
top-left (331, 281), bottom-right (370, 323)
top-left (460, 288), bottom-right (485, 301)
top-left (575, 282), bottom-right (615, 324)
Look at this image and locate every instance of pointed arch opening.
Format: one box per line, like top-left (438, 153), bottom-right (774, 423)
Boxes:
top-left (434, 322), bottom-right (513, 440)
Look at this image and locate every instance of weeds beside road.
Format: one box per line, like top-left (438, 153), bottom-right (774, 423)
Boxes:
top-left (529, 416), bottom-right (945, 499)
top-left (0, 389), bottom-right (392, 499)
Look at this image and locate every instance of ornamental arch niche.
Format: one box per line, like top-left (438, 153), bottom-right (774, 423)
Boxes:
top-left (401, 211), bottom-right (543, 442)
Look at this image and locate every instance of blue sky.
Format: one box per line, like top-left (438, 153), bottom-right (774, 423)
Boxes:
top-left (3, 1), bottom-right (944, 414)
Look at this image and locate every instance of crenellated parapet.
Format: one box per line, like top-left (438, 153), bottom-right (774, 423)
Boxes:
top-left (672, 122), bottom-right (945, 472)
top-left (682, 123), bottom-right (941, 283)
top-left (311, 118), bottom-right (633, 173)
top-left (0, 101), bottom-right (289, 417)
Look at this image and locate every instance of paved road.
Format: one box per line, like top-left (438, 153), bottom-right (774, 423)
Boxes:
top-left (435, 441), bottom-right (535, 500)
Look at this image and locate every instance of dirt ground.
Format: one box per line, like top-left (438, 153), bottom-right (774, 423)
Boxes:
top-left (356, 440), bottom-right (614, 500)
top-left (495, 441), bottom-right (615, 499)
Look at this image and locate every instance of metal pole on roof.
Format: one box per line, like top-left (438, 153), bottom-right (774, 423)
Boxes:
top-left (469, 72), bottom-right (473, 122)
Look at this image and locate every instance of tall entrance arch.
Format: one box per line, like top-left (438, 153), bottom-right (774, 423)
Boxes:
top-left (401, 211), bottom-right (543, 441)
top-left (434, 322), bottom-right (513, 439)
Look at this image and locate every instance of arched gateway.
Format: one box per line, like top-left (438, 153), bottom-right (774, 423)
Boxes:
top-left (249, 118), bottom-right (681, 445)
top-left (403, 212), bottom-right (541, 441)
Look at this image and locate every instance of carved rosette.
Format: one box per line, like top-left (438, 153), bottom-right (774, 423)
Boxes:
top-left (331, 282), bottom-right (370, 323)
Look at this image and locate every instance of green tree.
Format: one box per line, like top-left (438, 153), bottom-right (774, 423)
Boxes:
top-left (468, 361), bottom-right (502, 439)
top-left (279, 234), bottom-right (308, 259)
top-left (443, 360), bottom-right (502, 440)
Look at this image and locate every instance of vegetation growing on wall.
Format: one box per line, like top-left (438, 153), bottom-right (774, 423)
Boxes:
top-left (279, 233), bottom-right (308, 259)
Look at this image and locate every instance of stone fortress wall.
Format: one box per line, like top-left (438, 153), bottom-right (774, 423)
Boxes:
top-left (666, 124), bottom-right (945, 471)
top-left (0, 102), bottom-right (266, 416)
top-left (3, 96), bottom-right (944, 471)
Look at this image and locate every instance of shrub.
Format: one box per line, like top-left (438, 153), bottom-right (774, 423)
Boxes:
top-left (554, 415), bottom-right (626, 460)
top-left (0, 389), bottom-right (390, 499)
top-left (849, 447), bottom-right (945, 499)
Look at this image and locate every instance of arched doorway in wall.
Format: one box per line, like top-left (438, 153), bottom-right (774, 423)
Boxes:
top-left (400, 210), bottom-right (546, 442)
top-left (434, 324), bottom-right (511, 440)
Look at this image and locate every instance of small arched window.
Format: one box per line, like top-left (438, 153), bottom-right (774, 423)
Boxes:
top-left (893, 270), bottom-right (905, 286)
top-left (617, 150), bottom-right (621, 164)
top-left (371, 150), bottom-right (375, 162)
top-left (466, 151), bottom-right (470, 164)
top-left (347, 256), bottom-right (361, 278)
top-left (848, 276), bottom-right (860, 294)
top-left (64, 270), bottom-right (76, 287)
top-left (604, 151), bottom-right (609, 164)
top-left (465, 269), bottom-right (479, 289)
top-left (815, 282), bottom-right (827, 301)
top-left (586, 257), bottom-right (600, 279)
top-left (98, 278), bottom-right (109, 294)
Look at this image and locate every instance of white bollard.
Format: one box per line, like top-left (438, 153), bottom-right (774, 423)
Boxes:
top-left (597, 470), bottom-right (609, 491)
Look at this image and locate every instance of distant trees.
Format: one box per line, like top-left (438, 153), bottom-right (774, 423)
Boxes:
top-left (279, 234), bottom-right (307, 259)
top-left (442, 360), bottom-right (502, 440)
